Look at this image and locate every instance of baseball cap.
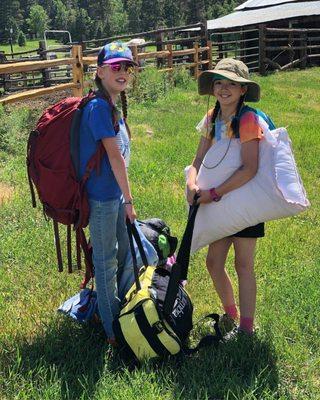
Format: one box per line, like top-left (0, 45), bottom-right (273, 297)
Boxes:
top-left (97, 41), bottom-right (138, 66)
top-left (198, 58), bottom-right (260, 102)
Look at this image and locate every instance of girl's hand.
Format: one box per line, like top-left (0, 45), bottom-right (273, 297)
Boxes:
top-left (125, 203), bottom-right (137, 223)
top-left (196, 189), bottom-right (212, 204)
top-left (186, 184), bottom-right (200, 205)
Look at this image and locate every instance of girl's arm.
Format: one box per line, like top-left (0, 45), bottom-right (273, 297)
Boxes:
top-left (102, 136), bottom-right (136, 222)
top-left (197, 138), bottom-right (259, 204)
top-left (186, 136), bottom-right (212, 204)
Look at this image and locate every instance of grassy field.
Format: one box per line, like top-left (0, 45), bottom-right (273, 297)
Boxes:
top-left (0, 67), bottom-right (319, 400)
top-left (0, 39), bottom-right (60, 55)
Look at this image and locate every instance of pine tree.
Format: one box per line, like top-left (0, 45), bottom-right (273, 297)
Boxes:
top-left (52, 0), bottom-right (68, 30)
top-left (127, 0), bottom-right (142, 33)
top-left (163, 0), bottom-right (185, 28)
top-left (140, 0), bottom-right (165, 31)
top-left (186, 0), bottom-right (206, 24)
top-left (68, 7), bottom-right (93, 41)
top-left (18, 31), bottom-right (27, 46)
top-left (109, 0), bottom-right (128, 35)
top-left (0, 1), bottom-right (22, 43)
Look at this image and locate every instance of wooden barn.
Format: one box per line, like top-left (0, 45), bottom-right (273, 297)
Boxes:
top-left (204, 0), bottom-right (320, 74)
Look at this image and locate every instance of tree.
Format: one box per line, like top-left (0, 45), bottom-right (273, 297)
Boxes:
top-left (109, 0), bottom-right (128, 35)
top-left (127, 0), bottom-right (142, 33)
top-left (186, 0), bottom-right (206, 23)
top-left (140, 0), bottom-right (165, 31)
top-left (27, 5), bottom-right (50, 38)
top-left (163, 0), bottom-right (185, 28)
top-left (18, 31), bottom-right (27, 46)
top-left (68, 8), bottom-right (93, 41)
top-left (0, 0), bottom-right (22, 43)
top-left (52, 0), bottom-right (68, 30)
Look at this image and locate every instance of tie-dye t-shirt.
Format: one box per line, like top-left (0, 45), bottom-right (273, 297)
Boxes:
top-left (196, 107), bottom-right (264, 143)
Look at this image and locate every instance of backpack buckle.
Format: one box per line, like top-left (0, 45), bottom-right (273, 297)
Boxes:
top-left (152, 321), bottom-right (163, 334)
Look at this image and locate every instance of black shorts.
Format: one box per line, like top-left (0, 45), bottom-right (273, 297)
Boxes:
top-left (231, 223), bottom-right (265, 238)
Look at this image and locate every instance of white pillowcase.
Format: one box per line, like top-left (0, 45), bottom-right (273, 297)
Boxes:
top-left (186, 126), bottom-right (310, 253)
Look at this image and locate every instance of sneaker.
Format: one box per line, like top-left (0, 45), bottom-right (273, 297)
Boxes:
top-left (222, 326), bottom-right (240, 342)
top-left (218, 313), bottom-right (237, 336)
top-left (222, 326), bottom-right (255, 342)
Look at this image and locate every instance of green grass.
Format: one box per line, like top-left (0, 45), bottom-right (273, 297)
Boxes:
top-left (0, 39), bottom-right (61, 56)
top-left (0, 68), bottom-right (319, 400)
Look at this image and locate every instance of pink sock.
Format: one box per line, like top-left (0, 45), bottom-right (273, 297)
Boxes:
top-left (224, 304), bottom-right (238, 320)
top-left (240, 316), bottom-right (254, 334)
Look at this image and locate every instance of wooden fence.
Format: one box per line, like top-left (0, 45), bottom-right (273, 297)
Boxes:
top-left (0, 41), bottom-right (212, 105)
top-left (211, 26), bottom-right (320, 74)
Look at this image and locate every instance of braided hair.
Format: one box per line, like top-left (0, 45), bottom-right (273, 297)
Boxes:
top-left (209, 100), bottom-right (221, 139)
top-left (120, 90), bottom-right (131, 138)
top-left (230, 95), bottom-right (245, 138)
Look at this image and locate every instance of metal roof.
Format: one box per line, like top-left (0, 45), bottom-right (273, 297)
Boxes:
top-left (235, 0), bottom-right (301, 11)
top-left (207, 1), bottom-right (320, 30)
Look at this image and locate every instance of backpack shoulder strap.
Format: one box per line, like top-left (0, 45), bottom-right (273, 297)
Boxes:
top-left (70, 92), bottom-right (98, 180)
top-left (236, 105), bottom-right (276, 138)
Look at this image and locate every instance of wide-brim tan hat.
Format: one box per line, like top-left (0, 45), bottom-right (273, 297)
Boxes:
top-left (198, 58), bottom-right (260, 102)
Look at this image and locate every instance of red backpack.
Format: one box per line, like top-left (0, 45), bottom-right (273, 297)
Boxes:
top-left (27, 92), bottom-right (106, 288)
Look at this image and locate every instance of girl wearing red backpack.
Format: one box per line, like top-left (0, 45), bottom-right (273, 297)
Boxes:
top-left (186, 59), bottom-right (275, 337)
top-left (79, 42), bottom-right (137, 346)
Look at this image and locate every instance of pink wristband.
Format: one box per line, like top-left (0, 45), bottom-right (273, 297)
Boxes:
top-left (209, 187), bottom-right (222, 202)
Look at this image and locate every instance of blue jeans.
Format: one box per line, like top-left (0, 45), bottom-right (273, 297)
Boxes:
top-left (89, 198), bottom-right (133, 338)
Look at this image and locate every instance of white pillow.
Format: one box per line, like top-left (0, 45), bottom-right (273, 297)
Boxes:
top-left (187, 127), bottom-right (310, 253)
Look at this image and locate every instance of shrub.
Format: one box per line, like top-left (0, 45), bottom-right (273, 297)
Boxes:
top-left (17, 31), bottom-right (27, 47)
top-left (129, 66), bottom-right (193, 104)
top-left (171, 66), bottom-right (193, 89)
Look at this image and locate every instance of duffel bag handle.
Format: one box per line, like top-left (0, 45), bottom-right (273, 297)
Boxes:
top-left (126, 219), bottom-right (141, 291)
top-left (126, 219), bottom-right (151, 292)
top-left (162, 197), bottom-right (199, 316)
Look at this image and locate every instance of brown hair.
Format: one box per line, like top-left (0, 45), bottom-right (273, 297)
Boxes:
top-left (94, 74), bottom-right (131, 137)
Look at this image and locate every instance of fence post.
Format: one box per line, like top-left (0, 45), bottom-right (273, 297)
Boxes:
top-left (217, 34), bottom-right (223, 60)
top-left (259, 24), bottom-right (267, 75)
top-left (167, 44), bottom-right (173, 71)
top-left (156, 32), bottom-right (164, 68)
top-left (207, 40), bottom-right (213, 70)
top-left (130, 45), bottom-right (139, 68)
top-left (81, 39), bottom-right (88, 73)
top-left (39, 40), bottom-right (51, 87)
top-left (300, 32), bottom-right (308, 69)
top-left (194, 42), bottom-right (199, 78)
top-left (0, 51), bottom-right (9, 93)
top-left (129, 45), bottom-right (139, 90)
top-left (72, 45), bottom-right (84, 97)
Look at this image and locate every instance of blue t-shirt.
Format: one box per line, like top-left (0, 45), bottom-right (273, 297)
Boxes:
top-left (79, 97), bottom-right (130, 201)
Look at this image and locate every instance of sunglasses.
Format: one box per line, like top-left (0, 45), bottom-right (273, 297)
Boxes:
top-left (106, 62), bottom-right (134, 73)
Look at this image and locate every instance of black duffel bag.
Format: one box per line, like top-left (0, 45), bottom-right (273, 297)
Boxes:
top-left (113, 203), bottom-right (222, 361)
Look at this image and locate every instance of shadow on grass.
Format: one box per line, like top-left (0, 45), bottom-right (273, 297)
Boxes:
top-left (91, 326), bottom-right (279, 399)
top-left (135, 330), bottom-right (279, 400)
top-left (4, 320), bottom-right (279, 400)
top-left (4, 317), bottom-right (124, 400)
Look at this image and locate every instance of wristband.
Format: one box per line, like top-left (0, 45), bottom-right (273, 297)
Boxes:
top-left (124, 200), bottom-right (133, 205)
top-left (209, 187), bottom-right (221, 202)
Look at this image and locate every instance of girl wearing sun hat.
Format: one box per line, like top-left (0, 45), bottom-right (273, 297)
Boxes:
top-left (79, 41), bottom-right (138, 346)
top-left (186, 58), bottom-right (276, 337)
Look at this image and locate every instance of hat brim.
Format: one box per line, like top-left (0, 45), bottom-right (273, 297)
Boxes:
top-left (100, 57), bottom-right (138, 66)
top-left (198, 70), bottom-right (260, 102)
